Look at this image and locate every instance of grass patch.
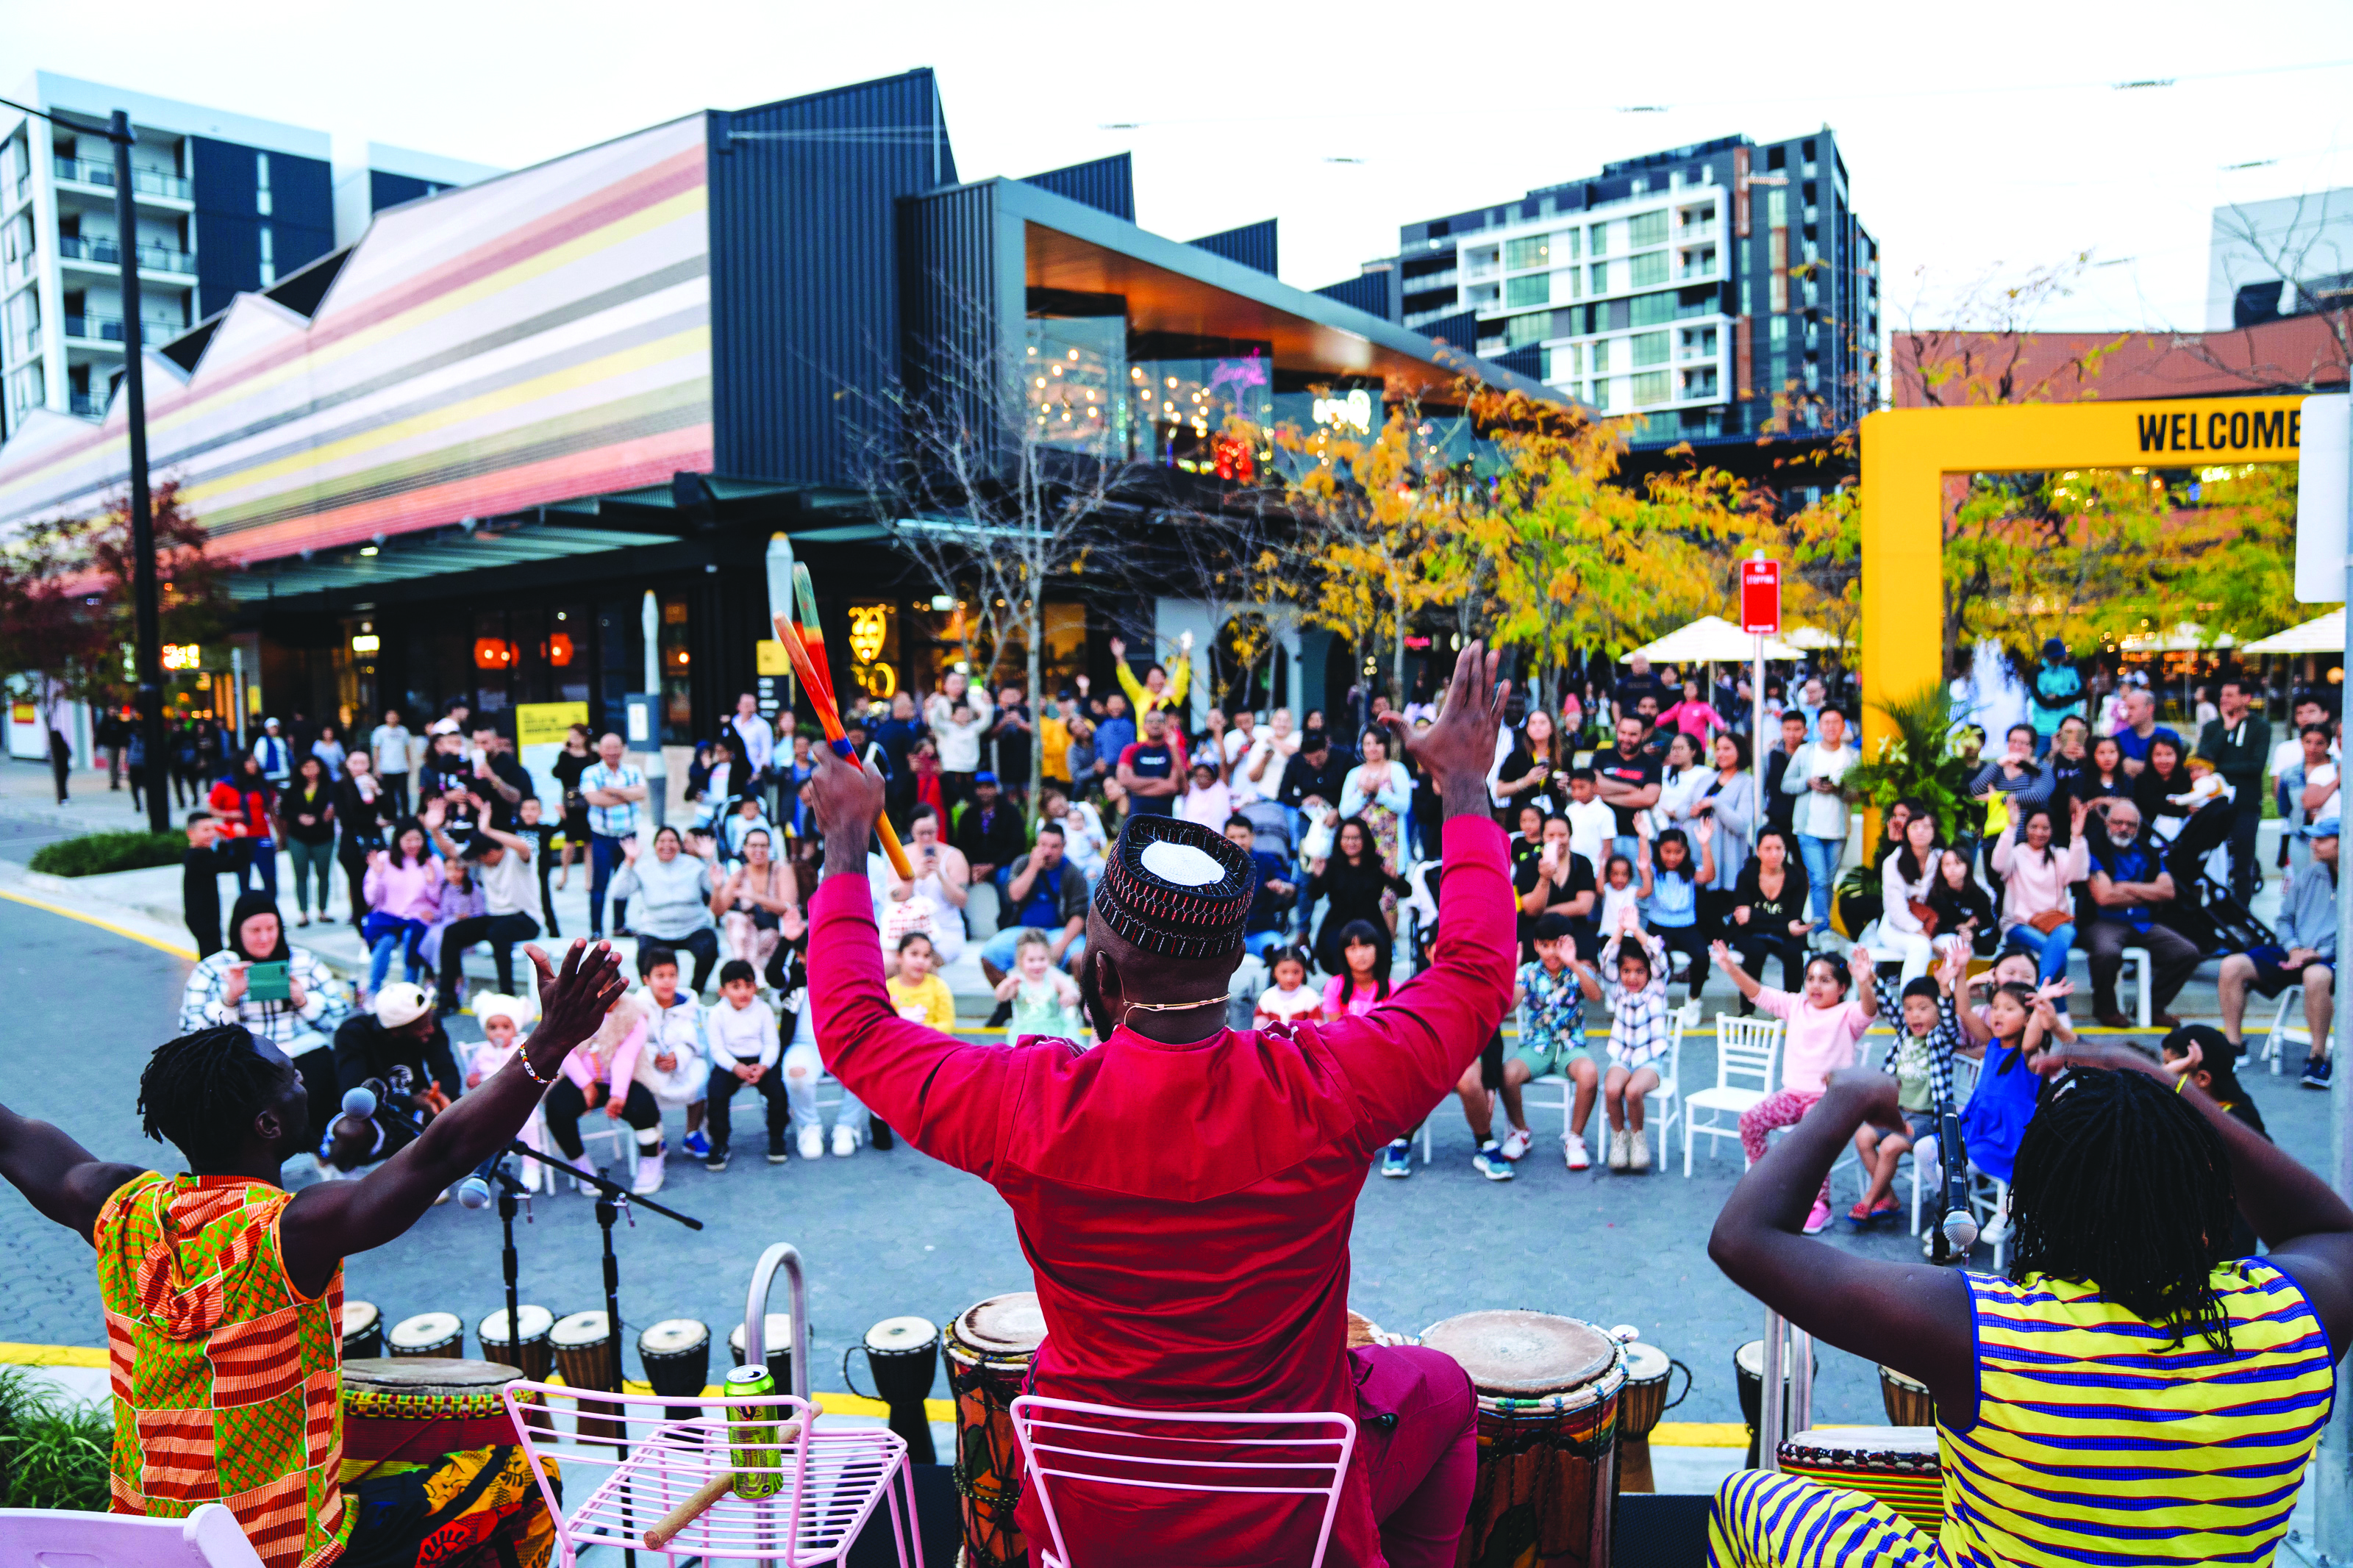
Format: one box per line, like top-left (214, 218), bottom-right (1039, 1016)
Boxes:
top-left (0, 1368), bottom-right (111, 1511)
top-left (26, 830), bottom-right (186, 878)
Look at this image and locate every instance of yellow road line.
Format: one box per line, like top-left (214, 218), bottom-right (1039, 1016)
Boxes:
top-left (0, 889), bottom-right (196, 961)
top-left (1651, 1421), bottom-right (1749, 1447)
top-left (0, 1342), bottom-right (108, 1369)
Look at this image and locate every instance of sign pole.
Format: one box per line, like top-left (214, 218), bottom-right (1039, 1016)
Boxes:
top-left (2323, 419), bottom-right (2353, 1567)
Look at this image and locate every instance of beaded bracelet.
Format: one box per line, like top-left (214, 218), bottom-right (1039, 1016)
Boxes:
top-left (518, 1050), bottom-right (557, 1086)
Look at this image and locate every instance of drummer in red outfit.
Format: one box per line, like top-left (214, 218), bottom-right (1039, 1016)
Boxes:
top-left (805, 645), bottom-right (1517, 1568)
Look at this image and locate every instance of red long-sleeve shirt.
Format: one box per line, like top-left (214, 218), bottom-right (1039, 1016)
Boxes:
top-left (810, 815), bottom-right (1514, 1566)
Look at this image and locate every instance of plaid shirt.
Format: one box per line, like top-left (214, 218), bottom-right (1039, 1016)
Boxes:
top-left (1871, 970), bottom-right (1959, 1112)
top-left (581, 759), bottom-right (646, 838)
top-left (1599, 931), bottom-right (1672, 1069)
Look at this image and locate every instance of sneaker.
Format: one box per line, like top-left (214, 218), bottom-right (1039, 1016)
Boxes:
top-left (576, 1168), bottom-right (601, 1197)
top-left (2304, 1056), bottom-right (2334, 1091)
top-left (832, 1124), bottom-right (858, 1157)
top-left (1499, 1127), bottom-right (1532, 1162)
top-left (1677, 998), bottom-right (1702, 1027)
top-left (1377, 1139), bottom-right (1414, 1178)
top-left (985, 999), bottom-right (1014, 1029)
top-left (705, 1144), bottom-right (731, 1173)
top-left (797, 1126), bottom-right (825, 1161)
top-left (1628, 1128), bottom-right (1651, 1172)
top-left (632, 1145), bottom-right (666, 1195)
top-left (768, 1134), bottom-right (789, 1165)
top-left (1607, 1128), bottom-right (1631, 1171)
top-left (1472, 1142), bottom-right (1515, 1181)
top-left (871, 1123), bottom-right (896, 1150)
top-left (1980, 1209), bottom-right (2011, 1245)
top-left (432, 1186), bottom-right (451, 1206)
top-left (1565, 1133), bottom-right (1592, 1171)
top-left (1802, 1200), bottom-right (1831, 1235)
top-left (684, 1129), bottom-right (711, 1159)
top-left (295, 912), bottom-right (311, 927)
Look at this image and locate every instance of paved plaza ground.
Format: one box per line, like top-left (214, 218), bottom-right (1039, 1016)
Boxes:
top-left (0, 756), bottom-right (2337, 1487)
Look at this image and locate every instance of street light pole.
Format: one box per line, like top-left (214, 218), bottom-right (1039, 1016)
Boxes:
top-left (109, 108), bottom-right (168, 836)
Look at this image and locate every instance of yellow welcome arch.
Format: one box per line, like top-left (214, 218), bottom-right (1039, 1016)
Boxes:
top-left (1857, 395), bottom-right (2310, 755)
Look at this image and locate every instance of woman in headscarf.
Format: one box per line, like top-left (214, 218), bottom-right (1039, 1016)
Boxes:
top-left (176, 889), bottom-right (348, 1149)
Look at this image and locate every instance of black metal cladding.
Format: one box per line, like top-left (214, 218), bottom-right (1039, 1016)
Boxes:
top-left (190, 136), bottom-right (332, 320)
top-left (369, 170), bottom-right (445, 213)
top-left (1315, 271), bottom-right (1393, 319)
top-left (896, 180), bottom-right (1004, 459)
top-left (1018, 154), bottom-right (1135, 221)
top-left (1188, 218), bottom-right (1278, 277)
top-left (707, 68), bottom-right (959, 488)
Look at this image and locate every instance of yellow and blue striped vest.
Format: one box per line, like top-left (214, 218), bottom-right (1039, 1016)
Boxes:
top-left (1942, 1261), bottom-right (2333, 1567)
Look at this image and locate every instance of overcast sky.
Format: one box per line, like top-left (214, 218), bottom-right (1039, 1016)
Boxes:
top-left (10, 0), bottom-right (2351, 343)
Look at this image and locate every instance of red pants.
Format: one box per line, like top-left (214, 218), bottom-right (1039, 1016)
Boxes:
top-left (1355, 1344), bottom-right (1479, 1568)
top-left (1739, 1089), bottom-right (1831, 1208)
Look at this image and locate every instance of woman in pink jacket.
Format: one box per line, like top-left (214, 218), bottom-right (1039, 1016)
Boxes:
top-left (359, 819), bottom-right (440, 1002)
top-left (541, 998), bottom-right (660, 1194)
top-left (1989, 795), bottom-right (2092, 995)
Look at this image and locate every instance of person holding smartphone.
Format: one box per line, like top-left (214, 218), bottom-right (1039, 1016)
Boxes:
top-left (178, 890), bottom-right (349, 1164)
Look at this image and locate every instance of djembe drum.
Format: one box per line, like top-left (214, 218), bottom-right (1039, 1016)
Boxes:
top-left (341, 1358), bottom-right (552, 1561)
top-left (341, 1300), bottom-right (384, 1361)
top-left (551, 1309), bottom-right (622, 1442)
top-left (387, 1310), bottom-right (463, 1359)
top-left (1421, 1309), bottom-right (1628, 1568)
top-left (851, 1315), bottom-right (940, 1464)
top-left (1879, 1364), bottom-right (1935, 1427)
top-left (728, 1312), bottom-right (795, 1392)
top-left (1613, 1341), bottom-right (1688, 1494)
top-left (1778, 1426), bottom-right (1943, 1531)
top-left (944, 1291), bottom-right (1047, 1568)
top-left (640, 1318), bottom-right (713, 1418)
top-left (475, 1304), bottom-right (554, 1382)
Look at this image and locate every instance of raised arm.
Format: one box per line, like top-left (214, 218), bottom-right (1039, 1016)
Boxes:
top-left (0, 1102), bottom-right (151, 1242)
top-left (804, 748), bottom-right (1020, 1176)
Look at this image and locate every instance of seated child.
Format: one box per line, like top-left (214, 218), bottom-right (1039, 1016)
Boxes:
top-left (2163, 1023), bottom-right (2268, 1256)
top-left (1254, 946), bottom-right (1324, 1029)
top-left (2169, 753), bottom-right (2229, 815)
top-left (1596, 852), bottom-right (1643, 943)
top-left (704, 958), bottom-right (785, 1170)
top-left (1461, 912), bottom-right (1603, 1179)
top-left (1715, 939), bottom-right (1878, 1233)
top-left (1597, 917), bottom-right (1675, 1173)
top-left (1852, 947), bottom-right (1964, 1228)
top-left (994, 928), bottom-right (1083, 1045)
top-left (463, 992), bottom-right (535, 1087)
top-left (1955, 977), bottom-right (2061, 1245)
top-left (1322, 920), bottom-right (1393, 1022)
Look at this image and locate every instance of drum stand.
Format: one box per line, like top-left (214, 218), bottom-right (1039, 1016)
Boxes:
top-left (1754, 1309), bottom-right (1815, 1474)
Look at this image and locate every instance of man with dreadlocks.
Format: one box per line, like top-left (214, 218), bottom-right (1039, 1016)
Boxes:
top-left (1704, 1039), bottom-right (2353, 1568)
top-left (804, 643), bottom-right (1517, 1568)
top-left (0, 939), bottom-right (626, 1568)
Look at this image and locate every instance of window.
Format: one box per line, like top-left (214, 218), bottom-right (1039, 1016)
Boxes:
top-left (1630, 331), bottom-right (1669, 368)
top-left (1505, 273), bottom-right (1549, 309)
top-left (1588, 380), bottom-right (1610, 411)
top-left (255, 151), bottom-right (272, 216)
top-left (1463, 246), bottom-right (1499, 277)
top-left (257, 225), bottom-right (275, 286)
top-left (1590, 340), bottom-right (1612, 375)
top-left (1588, 222), bottom-right (1610, 256)
top-left (1630, 291), bottom-right (1679, 327)
top-left (1505, 312), bottom-right (1552, 348)
top-left (1683, 366), bottom-right (1719, 398)
top-left (1632, 370), bottom-right (1671, 406)
top-left (1768, 315), bottom-right (1789, 346)
top-left (1629, 210), bottom-right (1667, 247)
top-left (1505, 235), bottom-right (1549, 270)
top-left (1768, 190), bottom-right (1788, 227)
top-left (1546, 343), bottom-right (1579, 381)
top-left (1559, 229), bottom-right (1581, 260)
top-left (1629, 251), bottom-right (1668, 289)
top-left (1590, 261), bottom-right (1611, 294)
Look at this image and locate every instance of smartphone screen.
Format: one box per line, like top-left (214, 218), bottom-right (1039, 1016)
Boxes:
top-left (246, 960), bottom-right (291, 1001)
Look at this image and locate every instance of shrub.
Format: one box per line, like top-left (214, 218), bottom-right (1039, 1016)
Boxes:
top-left (0, 1368), bottom-right (111, 1511)
top-left (26, 830), bottom-right (186, 878)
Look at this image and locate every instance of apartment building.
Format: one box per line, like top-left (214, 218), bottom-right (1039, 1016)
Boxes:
top-left (0, 73), bottom-right (496, 439)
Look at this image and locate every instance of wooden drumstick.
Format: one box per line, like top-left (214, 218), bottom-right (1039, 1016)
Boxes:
top-left (641, 1420), bottom-right (805, 1550)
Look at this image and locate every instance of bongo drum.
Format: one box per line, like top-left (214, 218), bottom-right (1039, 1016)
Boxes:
top-left (1777, 1426), bottom-right (1942, 1531)
top-left (341, 1300), bottom-right (383, 1361)
top-left (851, 1315), bottom-right (939, 1465)
top-left (1879, 1364), bottom-right (1935, 1427)
top-left (727, 1312), bottom-right (795, 1392)
top-left (1421, 1309), bottom-right (1627, 1568)
top-left (387, 1310), bottom-right (463, 1359)
top-left (1734, 1337), bottom-right (1813, 1469)
top-left (1613, 1342), bottom-right (1689, 1494)
top-left (551, 1310), bottom-right (622, 1443)
top-left (944, 1291), bottom-right (1048, 1568)
top-left (474, 1304), bottom-right (554, 1382)
top-left (639, 1318), bottom-right (713, 1417)
top-left (342, 1357), bottom-right (532, 1470)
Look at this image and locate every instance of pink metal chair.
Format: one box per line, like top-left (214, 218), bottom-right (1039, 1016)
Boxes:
top-left (0, 1502), bottom-right (265, 1566)
top-left (1009, 1395), bottom-right (1357, 1568)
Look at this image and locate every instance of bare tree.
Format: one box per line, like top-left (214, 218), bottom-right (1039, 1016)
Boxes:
top-left (2181, 193), bottom-right (2353, 391)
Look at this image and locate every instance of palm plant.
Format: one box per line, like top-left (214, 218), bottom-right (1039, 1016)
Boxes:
top-left (1842, 680), bottom-right (1979, 829)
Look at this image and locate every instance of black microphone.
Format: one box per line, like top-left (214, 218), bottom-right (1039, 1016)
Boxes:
top-left (1937, 1106), bottom-right (1977, 1259)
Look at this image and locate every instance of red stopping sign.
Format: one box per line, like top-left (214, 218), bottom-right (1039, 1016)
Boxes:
top-left (1740, 559), bottom-right (1781, 636)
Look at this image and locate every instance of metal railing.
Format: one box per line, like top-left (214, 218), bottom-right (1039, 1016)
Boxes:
top-left (52, 156), bottom-right (191, 201)
top-left (57, 234), bottom-right (196, 273)
top-left (68, 392), bottom-right (104, 417)
top-left (65, 312), bottom-right (124, 340)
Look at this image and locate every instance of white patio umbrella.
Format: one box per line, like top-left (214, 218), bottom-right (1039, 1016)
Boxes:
top-left (1624, 615), bottom-right (1804, 665)
top-left (2240, 609), bottom-right (2344, 656)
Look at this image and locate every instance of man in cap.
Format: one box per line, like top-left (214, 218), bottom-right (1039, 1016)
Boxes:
top-left (2219, 817), bottom-right (2339, 1089)
top-left (807, 643), bottom-right (1517, 1568)
top-left (328, 981), bottom-right (464, 1174)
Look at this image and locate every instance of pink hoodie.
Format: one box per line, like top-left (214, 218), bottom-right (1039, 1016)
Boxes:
top-left (564, 1020), bottom-right (647, 1090)
top-left (1989, 824), bottom-right (2090, 931)
top-left (363, 856), bottom-right (442, 923)
top-left (1752, 987), bottom-right (1872, 1095)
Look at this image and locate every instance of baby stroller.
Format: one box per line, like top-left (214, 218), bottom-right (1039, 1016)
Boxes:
top-left (2159, 801), bottom-right (2275, 957)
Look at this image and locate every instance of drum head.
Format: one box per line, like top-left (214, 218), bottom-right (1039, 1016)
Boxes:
top-left (1736, 1339), bottom-right (1764, 1377)
top-left (343, 1356), bottom-right (522, 1395)
top-left (865, 1315), bottom-right (938, 1353)
top-left (953, 1292), bottom-right (1046, 1355)
top-left (1622, 1342), bottom-right (1672, 1381)
top-left (726, 1314), bottom-right (793, 1356)
top-left (551, 1310), bottom-right (611, 1348)
top-left (342, 1301), bottom-right (380, 1338)
top-left (640, 1318), bottom-right (710, 1355)
top-left (1420, 1311), bottom-right (1615, 1397)
top-left (1785, 1425), bottom-right (1936, 1455)
top-left (388, 1311), bottom-right (461, 1349)
top-left (1879, 1364), bottom-right (1928, 1393)
top-left (475, 1305), bottom-right (554, 1345)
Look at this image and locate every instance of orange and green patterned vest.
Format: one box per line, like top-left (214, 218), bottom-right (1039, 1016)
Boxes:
top-left (94, 1172), bottom-right (351, 1568)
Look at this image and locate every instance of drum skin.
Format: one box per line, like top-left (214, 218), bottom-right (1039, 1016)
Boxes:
top-left (1778, 1426), bottom-right (1943, 1531)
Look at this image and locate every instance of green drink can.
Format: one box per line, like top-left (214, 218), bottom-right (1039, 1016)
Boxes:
top-left (723, 1363), bottom-right (784, 1499)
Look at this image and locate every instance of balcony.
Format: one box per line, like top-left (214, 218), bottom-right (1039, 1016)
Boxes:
top-left (65, 312), bottom-right (124, 342)
top-left (1675, 261), bottom-right (1718, 284)
top-left (7, 325), bottom-right (38, 363)
top-left (69, 392), bottom-right (105, 417)
top-left (52, 157), bottom-right (192, 202)
top-left (57, 234), bottom-right (196, 274)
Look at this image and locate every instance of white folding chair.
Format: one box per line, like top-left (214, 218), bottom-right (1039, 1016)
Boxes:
top-left (0, 1503), bottom-right (264, 1567)
top-left (1910, 1054), bottom-right (1979, 1237)
top-left (2262, 984), bottom-right (2310, 1075)
top-left (576, 1120), bottom-right (640, 1185)
top-left (2118, 946), bottom-right (2153, 1029)
top-left (1011, 1395), bottom-right (1357, 1568)
top-left (1685, 1013), bottom-right (1783, 1176)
